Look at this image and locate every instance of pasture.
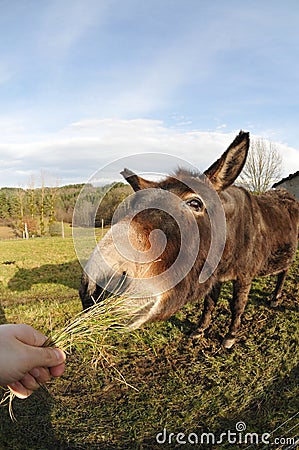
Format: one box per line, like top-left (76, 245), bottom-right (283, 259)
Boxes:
top-left (0, 235), bottom-right (298, 449)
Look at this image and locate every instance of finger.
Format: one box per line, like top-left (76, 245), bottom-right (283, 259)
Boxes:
top-left (50, 362), bottom-right (65, 378)
top-left (8, 381), bottom-right (33, 399)
top-left (24, 347), bottom-right (66, 373)
top-left (18, 373), bottom-right (40, 391)
top-left (29, 367), bottom-right (51, 384)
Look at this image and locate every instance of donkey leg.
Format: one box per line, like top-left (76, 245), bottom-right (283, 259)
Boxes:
top-left (191, 283), bottom-right (222, 338)
top-left (269, 270), bottom-right (288, 308)
top-left (223, 279), bottom-right (251, 349)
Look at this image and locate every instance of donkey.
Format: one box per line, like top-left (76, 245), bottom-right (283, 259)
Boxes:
top-left (80, 131), bottom-right (299, 348)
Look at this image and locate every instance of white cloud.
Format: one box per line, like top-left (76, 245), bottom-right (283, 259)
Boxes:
top-left (1, 118), bottom-right (298, 188)
top-left (275, 142), bottom-right (299, 176)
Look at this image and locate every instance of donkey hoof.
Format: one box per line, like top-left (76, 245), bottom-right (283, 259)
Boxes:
top-left (222, 337), bottom-right (236, 349)
top-left (191, 329), bottom-right (205, 339)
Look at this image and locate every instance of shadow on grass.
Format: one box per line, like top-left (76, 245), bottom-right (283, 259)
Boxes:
top-left (0, 389), bottom-right (116, 450)
top-left (0, 369), bottom-right (124, 450)
top-left (0, 390), bottom-right (62, 450)
top-left (7, 260), bottom-right (81, 292)
top-left (215, 363), bottom-right (299, 450)
top-left (0, 300), bottom-right (7, 324)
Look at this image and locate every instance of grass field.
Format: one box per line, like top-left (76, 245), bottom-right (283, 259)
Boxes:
top-left (0, 236), bottom-right (298, 450)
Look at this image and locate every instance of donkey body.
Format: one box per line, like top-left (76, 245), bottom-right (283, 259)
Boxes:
top-left (80, 132), bottom-right (299, 347)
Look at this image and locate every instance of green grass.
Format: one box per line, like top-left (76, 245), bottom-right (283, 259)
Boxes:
top-left (0, 237), bottom-right (298, 449)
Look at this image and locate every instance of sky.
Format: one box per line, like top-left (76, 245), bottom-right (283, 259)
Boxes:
top-left (0, 0), bottom-right (299, 187)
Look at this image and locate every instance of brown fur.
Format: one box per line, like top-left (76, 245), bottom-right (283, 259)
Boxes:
top-left (80, 132), bottom-right (299, 347)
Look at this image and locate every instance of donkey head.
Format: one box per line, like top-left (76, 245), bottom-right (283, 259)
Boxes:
top-left (79, 131), bottom-right (249, 327)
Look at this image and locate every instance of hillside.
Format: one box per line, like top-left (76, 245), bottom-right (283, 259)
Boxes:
top-left (0, 182), bottom-right (131, 237)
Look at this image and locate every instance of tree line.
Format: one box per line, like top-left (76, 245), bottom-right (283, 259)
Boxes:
top-left (0, 138), bottom-right (282, 237)
top-left (0, 182), bottom-right (132, 237)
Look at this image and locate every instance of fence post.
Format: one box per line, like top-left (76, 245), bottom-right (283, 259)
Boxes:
top-left (24, 222), bottom-right (29, 239)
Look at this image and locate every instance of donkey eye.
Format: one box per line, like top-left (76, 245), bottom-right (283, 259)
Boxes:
top-left (186, 197), bottom-right (204, 212)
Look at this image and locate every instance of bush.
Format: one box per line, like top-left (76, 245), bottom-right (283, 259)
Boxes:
top-left (49, 221), bottom-right (63, 237)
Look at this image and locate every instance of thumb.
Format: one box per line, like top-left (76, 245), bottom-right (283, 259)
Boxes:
top-left (13, 323), bottom-right (48, 347)
top-left (11, 323), bottom-right (66, 369)
top-left (25, 346), bottom-right (66, 371)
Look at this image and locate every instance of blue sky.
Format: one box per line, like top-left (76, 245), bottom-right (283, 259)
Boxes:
top-left (0, 0), bottom-right (299, 187)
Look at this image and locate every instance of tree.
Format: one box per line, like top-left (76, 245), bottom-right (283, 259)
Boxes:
top-left (48, 182), bottom-right (59, 225)
top-left (28, 175), bottom-right (36, 218)
top-left (95, 183), bottom-right (132, 226)
top-left (0, 190), bottom-right (10, 220)
top-left (237, 138), bottom-right (283, 193)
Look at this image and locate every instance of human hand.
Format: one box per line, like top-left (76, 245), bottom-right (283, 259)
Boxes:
top-left (0, 324), bottom-right (66, 399)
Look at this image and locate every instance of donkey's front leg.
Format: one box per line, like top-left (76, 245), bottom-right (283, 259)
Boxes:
top-left (191, 283), bottom-right (222, 338)
top-left (223, 279), bottom-right (251, 349)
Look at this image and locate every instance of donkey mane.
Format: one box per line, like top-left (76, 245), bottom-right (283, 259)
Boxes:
top-left (174, 167), bottom-right (202, 179)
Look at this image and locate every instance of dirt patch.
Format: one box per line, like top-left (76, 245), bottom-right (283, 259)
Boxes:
top-left (0, 226), bottom-right (16, 240)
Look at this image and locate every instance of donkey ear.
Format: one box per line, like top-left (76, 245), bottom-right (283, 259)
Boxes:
top-left (204, 131), bottom-right (250, 191)
top-left (121, 168), bottom-right (157, 191)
